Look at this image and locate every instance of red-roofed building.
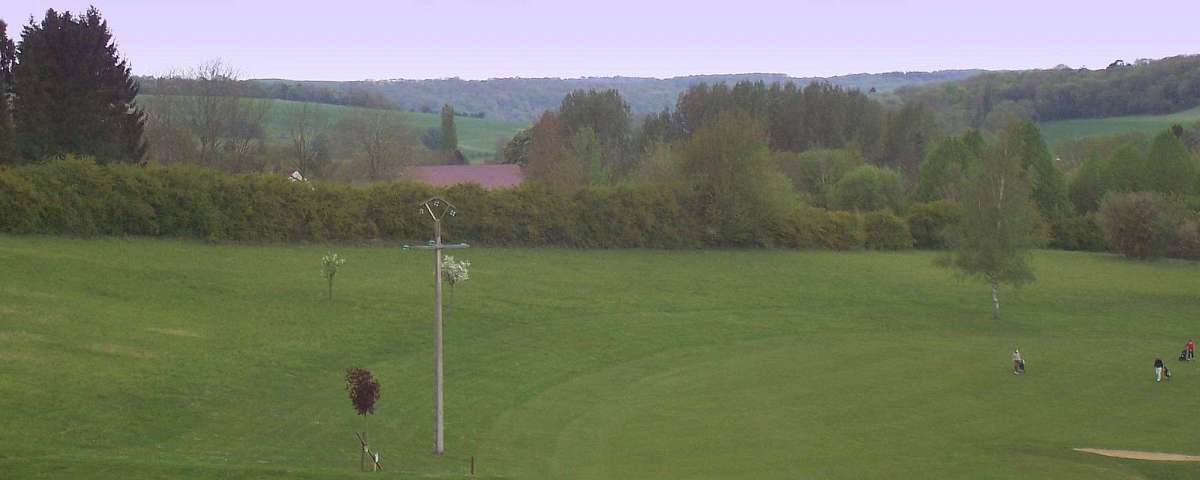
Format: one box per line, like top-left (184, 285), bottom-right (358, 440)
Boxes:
top-left (405, 164), bottom-right (524, 190)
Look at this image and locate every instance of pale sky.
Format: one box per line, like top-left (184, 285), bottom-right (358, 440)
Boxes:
top-left (2, 1), bottom-right (1199, 81)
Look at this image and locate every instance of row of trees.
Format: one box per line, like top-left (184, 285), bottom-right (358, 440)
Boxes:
top-left (901, 55), bottom-right (1200, 130)
top-left (240, 71), bottom-right (978, 123)
top-left (139, 61), bottom-right (429, 181)
top-left (505, 83), bottom-right (1050, 220)
top-left (497, 79), bottom-right (1200, 316)
top-left (139, 76), bottom-right (397, 110)
top-left (1, 8), bottom-right (465, 181)
top-left (0, 9), bottom-right (145, 165)
top-left (1069, 128), bottom-right (1199, 212)
top-left (503, 81), bottom-right (940, 191)
top-left (650, 81), bottom-right (939, 177)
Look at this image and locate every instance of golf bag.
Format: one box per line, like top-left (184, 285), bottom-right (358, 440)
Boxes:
top-left (1181, 350), bottom-right (1189, 362)
top-left (1165, 366), bottom-right (1172, 380)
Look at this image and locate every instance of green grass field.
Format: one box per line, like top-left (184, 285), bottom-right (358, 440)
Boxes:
top-left (1039, 106), bottom-right (1200, 148)
top-left (2, 236), bottom-right (1200, 479)
top-left (137, 95), bottom-right (528, 162)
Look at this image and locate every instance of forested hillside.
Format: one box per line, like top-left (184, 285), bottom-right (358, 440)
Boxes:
top-left (142, 70), bottom-right (982, 123)
top-left (900, 55), bottom-right (1200, 131)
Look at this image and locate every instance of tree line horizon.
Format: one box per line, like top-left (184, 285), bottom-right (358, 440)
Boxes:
top-left (2, 7), bottom-right (1200, 272)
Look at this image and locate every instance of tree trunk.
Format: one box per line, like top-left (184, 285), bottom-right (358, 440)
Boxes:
top-left (991, 279), bottom-right (1000, 319)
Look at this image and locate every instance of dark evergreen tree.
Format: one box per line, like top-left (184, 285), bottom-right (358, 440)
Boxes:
top-left (1068, 155), bottom-right (1113, 213)
top-left (13, 8), bottom-right (145, 163)
top-left (880, 102), bottom-right (939, 178)
top-left (1010, 121), bottom-right (1071, 220)
top-left (0, 19), bottom-right (15, 164)
top-left (439, 104), bottom-right (458, 153)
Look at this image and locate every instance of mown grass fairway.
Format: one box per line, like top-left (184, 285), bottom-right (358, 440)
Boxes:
top-left (137, 95), bottom-right (528, 162)
top-left (1040, 105), bottom-right (1200, 148)
top-left (2, 236), bottom-right (1200, 479)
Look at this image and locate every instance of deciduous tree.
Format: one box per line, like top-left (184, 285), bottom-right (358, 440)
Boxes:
top-left (776, 148), bottom-right (863, 207)
top-left (568, 127), bottom-right (606, 185)
top-left (829, 164), bottom-right (905, 212)
top-left (1142, 129), bottom-right (1196, 196)
top-left (179, 61), bottom-right (241, 167)
top-left (915, 132), bottom-right (980, 202)
top-left (524, 112), bottom-right (582, 190)
top-left (559, 89), bottom-right (632, 178)
top-left (942, 122), bottom-right (1039, 319)
top-left (336, 110), bottom-right (417, 181)
top-left (286, 102), bottom-right (330, 177)
top-left (682, 110), bottom-right (795, 245)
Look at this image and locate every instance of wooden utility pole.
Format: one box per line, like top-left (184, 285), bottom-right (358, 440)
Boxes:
top-left (410, 197), bottom-right (468, 455)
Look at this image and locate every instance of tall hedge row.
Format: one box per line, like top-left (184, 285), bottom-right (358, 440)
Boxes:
top-left (0, 159), bottom-right (888, 249)
top-left (12, 160), bottom-right (1199, 262)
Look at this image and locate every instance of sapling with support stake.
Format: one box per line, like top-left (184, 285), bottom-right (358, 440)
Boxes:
top-left (345, 367), bottom-right (382, 471)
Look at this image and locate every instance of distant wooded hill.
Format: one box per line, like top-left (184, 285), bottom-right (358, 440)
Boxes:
top-left (238, 70), bottom-right (983, 123)
top-left (899, 54), bottom-right (1200, 131)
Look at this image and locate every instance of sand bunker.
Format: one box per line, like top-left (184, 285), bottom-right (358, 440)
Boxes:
top-left (1074, 448), bottom-right (1200, 462)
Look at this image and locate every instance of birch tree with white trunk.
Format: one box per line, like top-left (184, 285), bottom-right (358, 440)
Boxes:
top-left (940, 121), bottom-right (1038, 319)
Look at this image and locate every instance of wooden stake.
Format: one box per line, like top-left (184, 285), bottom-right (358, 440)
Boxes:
top-left (356, 432), bottom-right (369, 472)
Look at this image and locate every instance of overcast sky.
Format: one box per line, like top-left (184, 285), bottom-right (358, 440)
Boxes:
top-left (3, 1), bottom-right (1199, 81)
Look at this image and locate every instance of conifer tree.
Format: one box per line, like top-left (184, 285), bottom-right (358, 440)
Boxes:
top-left (440, 104), bottom-right (458, 154)
top-left (1010, 121), bottom-right (1071, 220)
top-left (12, 8), bottom-right (145, 163)
top-left (0, 19), bottom-right (15, 164)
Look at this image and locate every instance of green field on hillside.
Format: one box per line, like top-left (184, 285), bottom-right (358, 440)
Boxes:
top-left (2, 237), bottom-right (1200, 479)
top-left (137, 95), bottom-right (527, 162)
top-left (1040, 106), bottom-right (1200, 148)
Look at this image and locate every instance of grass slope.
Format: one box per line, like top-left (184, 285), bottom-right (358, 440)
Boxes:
top-left (137, 95), bottom-right (527, 162)
top-left (2, 237), bottom-right (1200, 479)
top-left (1039, 105), bottom-right (1200, 148)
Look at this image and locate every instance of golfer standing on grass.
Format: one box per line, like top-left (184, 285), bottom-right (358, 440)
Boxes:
top-left (1155, 357), bottom-right (1165, 382)
top-left (1012, 349), bottom-right (1024, 374)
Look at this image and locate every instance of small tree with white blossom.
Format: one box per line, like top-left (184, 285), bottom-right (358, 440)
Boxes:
top-left (441, 255), bottom-right (470, 313)
top-left (322, 252), bottom-right (346, 300)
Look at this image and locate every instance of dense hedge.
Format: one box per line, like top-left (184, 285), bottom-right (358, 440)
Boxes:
top-left (863, 211), bottom-right (914, 250)
top-left (1049, 214), bottom-right (1108, 252)
top-left (0, 159), bottom-right (886, 249)
top-left (9, 160), bottom-right (1196, 261)
top-left (906, 200), bottom-right (962, 249)
top-left (1097, 192), bottom-right (1200, 260)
